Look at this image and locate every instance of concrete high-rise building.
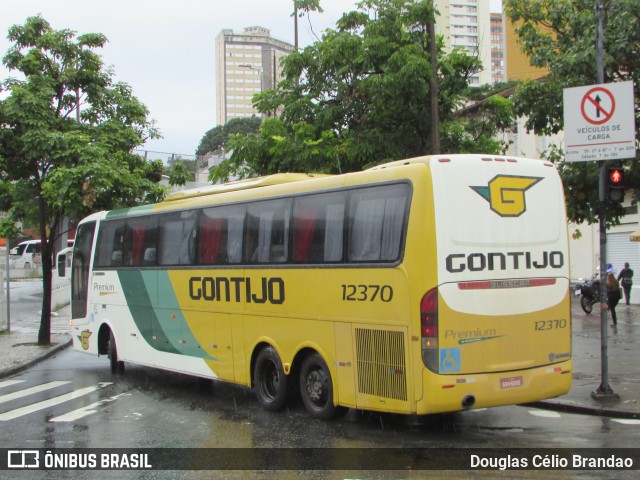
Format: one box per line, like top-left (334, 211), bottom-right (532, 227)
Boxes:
top-left (215, 26), bottom-right (294, 125)
top-left (434, 0), bottom-right (493, 86)
top-left (490, 12), bottom-right (506, 84)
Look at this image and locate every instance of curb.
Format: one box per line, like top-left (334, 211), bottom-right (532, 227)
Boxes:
top-left (525, 400), bottom-right (640, 420)
top-left (0, 336), bottom-right (72, 379)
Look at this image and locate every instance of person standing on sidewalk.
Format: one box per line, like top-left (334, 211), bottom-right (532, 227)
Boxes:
top-left (607, 271), bottom-right (622, 326)
top-left (618, 262), bottom-right (634, 307)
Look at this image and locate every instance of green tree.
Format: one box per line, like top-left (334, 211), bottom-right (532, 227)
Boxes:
top-left (0, 16), bottom-right (165, 345)
top-left (212, 0), bottom-right (513, 182)
top-left (195, 117), bottom-right (262, 157)
top-left (168, 162), bottom-right (191, 186)
top-left (505, 0), bottom-right (640, 225)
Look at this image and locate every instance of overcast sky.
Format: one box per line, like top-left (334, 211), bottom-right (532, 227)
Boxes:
top-left (1, 1), bottom-right (502, 159)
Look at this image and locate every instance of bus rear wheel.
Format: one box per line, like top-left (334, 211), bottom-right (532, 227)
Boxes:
top-left (108, 331), bottom-right (125, 374)
top-left (300, 352), bottom-right (344, 420)
top-left (253, 346), bottom-right (287, 412)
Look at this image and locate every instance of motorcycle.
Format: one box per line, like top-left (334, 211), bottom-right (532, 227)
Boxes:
top-left (577, 276), bottom-right (601, 314)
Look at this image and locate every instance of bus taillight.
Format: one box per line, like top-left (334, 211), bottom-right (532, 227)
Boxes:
top-left (420, 288), bottom-right (439, 373)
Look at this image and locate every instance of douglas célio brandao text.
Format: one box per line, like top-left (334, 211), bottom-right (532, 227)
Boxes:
top-left (470, 453), bottom-right (634, 470)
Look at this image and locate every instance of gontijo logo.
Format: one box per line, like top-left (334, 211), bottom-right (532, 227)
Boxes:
top-left (471, 175), bottom-right (542, 217)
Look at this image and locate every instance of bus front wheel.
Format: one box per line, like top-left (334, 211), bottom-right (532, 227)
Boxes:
top-left (108, 331), bottom-right (125, 374)
top-left (300, 353), bottom-right (344, 420)
top-left (253, 346), bottom-right (287, 412)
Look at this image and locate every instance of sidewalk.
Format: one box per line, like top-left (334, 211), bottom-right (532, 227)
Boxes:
top-left (1, 288), bottom-right (639, 419)
top-left (0, 285), bottom-right (72, 378)
top-left (531, 297), bottom-right (640, 419)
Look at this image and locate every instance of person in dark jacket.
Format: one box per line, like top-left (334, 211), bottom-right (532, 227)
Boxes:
top-left (618, 262), bottom-right (634, 307)
top-left (607, 272), bottom-right (622, 326)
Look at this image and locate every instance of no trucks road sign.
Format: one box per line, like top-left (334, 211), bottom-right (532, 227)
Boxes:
top-left (563, 81), bottom-right (636, 162)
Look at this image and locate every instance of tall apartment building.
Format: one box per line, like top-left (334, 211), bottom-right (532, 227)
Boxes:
top-left (490, 12), bottom-right (506, 83)
top-left (434, 0), bottom-right (493, 86)
top-left (215, 26), bottom-right (294, 125)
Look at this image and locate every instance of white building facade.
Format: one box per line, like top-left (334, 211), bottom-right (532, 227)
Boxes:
top-left (215, 26), bottom-right (294, 125)
top-left (435, 0), bottom-right (493, 86)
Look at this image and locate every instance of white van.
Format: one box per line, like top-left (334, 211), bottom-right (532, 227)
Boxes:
top-left (9, 240), bottom-right (41, 269)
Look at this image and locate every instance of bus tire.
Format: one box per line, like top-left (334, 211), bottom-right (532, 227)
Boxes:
top-left (108, 331), bottom-right (125, 374)
top-left (24, 262), bottom-right (31, 269)
top-left (300, 352), bottom-right (344, 420)
top-left (253, 346), bottom-right (287, 412)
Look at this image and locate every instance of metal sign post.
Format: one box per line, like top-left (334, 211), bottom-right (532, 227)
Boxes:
top-left (4, 239), bottom-right (10, 334)
top-left (562, 2), bottom-right (636, 401)
top-left (591, 0), bottom-right (616, 400)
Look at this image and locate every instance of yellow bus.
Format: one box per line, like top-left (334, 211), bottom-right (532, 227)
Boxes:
top-left (70, 154), bottom-right (571, 419)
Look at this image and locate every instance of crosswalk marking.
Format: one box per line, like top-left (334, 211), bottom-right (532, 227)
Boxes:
top-left (0, 382), bottom-right (112, 421)
top-left (611, 419), bottom-right (640, 425)
top-left (0, 379), bottom-right (637, 425)
top-left (50, 392), bottom-right (127, 422)
top-left (0, 380), bottom-right (25, 389)
top-left (0, 381), bottom-right (69, 405)
top-left (528, 410), bottom-right (561, 418)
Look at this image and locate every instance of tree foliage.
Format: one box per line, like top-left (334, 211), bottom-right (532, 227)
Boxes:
top-left (0, 15), bottom-right (165, 344)
top-left (211, 0), bottom-right (513, 182)
top-left (168, 161), bottom-right (191, 186)
top-left (505, 0), bottom-right (640, 225)
top-left (195, 117), bottom-right (261, 157)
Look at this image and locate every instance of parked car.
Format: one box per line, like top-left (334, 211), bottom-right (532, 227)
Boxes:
top-left (9, 240), bottom-right (41, 269)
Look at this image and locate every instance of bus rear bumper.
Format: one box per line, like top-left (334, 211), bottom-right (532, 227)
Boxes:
top-left (415, 361), bottom-right (572, 415)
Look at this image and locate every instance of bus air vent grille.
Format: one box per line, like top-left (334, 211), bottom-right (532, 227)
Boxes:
top-left (355, 328), bottom-right (407, 401)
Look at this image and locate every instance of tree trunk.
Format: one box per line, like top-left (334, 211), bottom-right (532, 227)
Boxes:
top-left (37, 193), bottom-right (52, 346)
top-left (38, 242), bottom-right (53, 346)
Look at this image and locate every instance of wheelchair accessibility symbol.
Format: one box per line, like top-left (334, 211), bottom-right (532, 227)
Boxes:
top-left (440, 348), bottom-right (461, 373)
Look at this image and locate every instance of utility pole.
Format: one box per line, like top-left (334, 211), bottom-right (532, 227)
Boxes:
top-left (4, 239), bottom-right (10, 334)
top-left (427, 2), bottom-right (441, 154)
top-left (294, 3), bottom-right (299, 50)
top-left (591, 0), bottom-right (618, 401)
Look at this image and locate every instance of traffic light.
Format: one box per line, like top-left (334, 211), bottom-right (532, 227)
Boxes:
top-left (607, 166), bottom-right (625, 202)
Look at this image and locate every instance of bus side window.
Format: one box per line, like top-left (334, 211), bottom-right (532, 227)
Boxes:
top-left (348, 184), bottom-right (409, 262)
top-left (293, 205), bottom-right (317, 262)
top-left (293, 192), bottom-right (345, 263)
top-left (199, 215), bottom-right (223, 264)
top-left (245, 199), bottom-right (291, 264)
top-left (95, 220), bottom-right (126, 268)
top-left (158, 211), bottom-right (198, 266)
top-left (198, 204), bottom-right (245, 265)
top-left (124, 216), bottom-right (157, 267)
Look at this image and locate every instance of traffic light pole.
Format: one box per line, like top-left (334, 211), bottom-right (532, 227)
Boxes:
top-left (591, 162), bottom-right (617, 399)
top-left (591, 0), bottom-right (618, 401)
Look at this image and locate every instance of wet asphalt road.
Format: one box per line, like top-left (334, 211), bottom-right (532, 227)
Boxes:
top-left (2, 281), bottom-right (640, 478)
top-left (1, 347), bottom-right (639, 479)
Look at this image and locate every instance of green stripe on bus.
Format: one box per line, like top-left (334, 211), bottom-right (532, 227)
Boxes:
top-left (117, 270), bottom-right (216, 360)
top-left (153, 271), bottom-right (216, 360)
top-left (118, 270), bottom-right (180, 355)
top-left (105, 204), bottom-right (155, 219)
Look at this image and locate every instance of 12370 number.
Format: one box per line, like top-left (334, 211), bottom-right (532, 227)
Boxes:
top-left (341, 284), bottom-right (393, 302)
